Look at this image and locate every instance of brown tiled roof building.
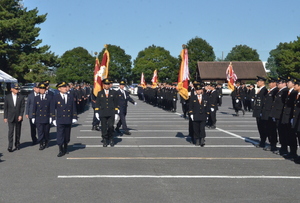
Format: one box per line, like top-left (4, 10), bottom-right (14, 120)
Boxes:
top-left (196, 61), bottom-right (267, 82)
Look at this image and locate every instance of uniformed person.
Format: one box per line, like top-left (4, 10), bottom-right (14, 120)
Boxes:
top-left (208, 83), bottom-right (218, 129)
top-left (171, 84), bottom-right (178, 112)
top-left (291, 79), bottom-right (300, 164)
top-left (189, 83), bottom-right (210, 146)
top-left (32, 82), bottom-right (53, 150)
top-left (231, 81), bottom-right (245, 116)
top-left (115, 81), bottom-right (136, 135)
top-left (95, 79), bottom-right (119, 147)
top-left (51, 81), bottom-right (78, 157)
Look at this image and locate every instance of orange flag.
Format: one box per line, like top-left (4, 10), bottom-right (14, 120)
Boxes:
top-left (140, 72), bottom-right (146, 88)
top-left (93, 45), bottom-right (110, 96)
top-left (177, 45), bottom-right (190, 100)
top-left (151, 69), bottom-right (158, 87)
top-left (226, 62), bottom-right (237, 91)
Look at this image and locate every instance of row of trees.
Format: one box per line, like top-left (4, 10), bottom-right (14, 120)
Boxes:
top-left (1, 0), bottom-right (299, 84)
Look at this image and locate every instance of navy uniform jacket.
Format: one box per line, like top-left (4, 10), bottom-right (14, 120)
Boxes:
top-left (261, 87), bottom-right (279, 120)
top-left (4, 93), bottom-right (25, 122)
top-left (51, 93), bottom-right (77, 124)
top-left (269, 87), bottom-right (289, 119)
top-left (281, 89), bottom-right (298, 124)
top-left (32, 94), bottom-right (53, 123)
top-left (209, 90), bottom-right (219, 111)
top-left (252, 86), bottom-right (268, 118)
top-left (25, 91), bottom-right (38, 118)
top-left (188, 94), bottom-right (210, 121)
top-left (95, 89), bottom-right (119, 117)
top-left (292, 94), bottom-right (300, 131)
top-left (117, 89), bottom-right (134, 114)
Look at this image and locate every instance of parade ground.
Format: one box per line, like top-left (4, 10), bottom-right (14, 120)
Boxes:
top-left (0, 96), bottom-right (299, 203)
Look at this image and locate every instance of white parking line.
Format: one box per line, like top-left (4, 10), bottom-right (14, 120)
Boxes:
top-left (72, 144), bottom-right (254, 148)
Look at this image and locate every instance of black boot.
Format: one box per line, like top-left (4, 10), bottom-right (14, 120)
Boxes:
top-left (95, 125), bottom-right (100, 131)
top-left (39, 142), bottom-right (45, 150)
top-left (64, 143), bottom-right (69, 154)
top-left (57, 145), bottom-right (65, 157)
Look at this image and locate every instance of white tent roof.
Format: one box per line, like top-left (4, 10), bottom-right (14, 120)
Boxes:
top-left (0, 70), bottom-right (18, 83)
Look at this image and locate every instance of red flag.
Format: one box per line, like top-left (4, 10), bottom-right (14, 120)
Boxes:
top-left (140, 72), bottom-right (146, 87)
top-left (93, 45), bottom-right (110, 96)
top-left (177, 46), bottom-right (190, 100)
top-left (226, 62), bottom-right (237, 91)
top-left (151, 69), bottom-right (158, 87)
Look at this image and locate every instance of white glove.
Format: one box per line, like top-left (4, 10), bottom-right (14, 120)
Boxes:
top-left (260, 113), bottom-right (262, 117)
top-left (72, 119), bottom-right (77, 124)
top-left (49, 118), bottom-right (52, 124)
top-left (32, 118), bottom-right (35, 124)
top-left (272, 117), bottom-right (276, 122)
top-left (190, 115), bottom-right (194, 121)
top-left (95, 113), bottom-right (100, 120)
top-left (53, 120), bottom-right (57, 126)
top-left (134, 102), bottom-right (137, 106)
top-left (251, 99), bottom-right (254, 101)
top-left (173, 99), bottom-right (176, 101)
top-left (290, 119), bottom-right (293, 125)
top-left (210, 108), bottom-right (214, 112)
top-left (235, 99), bottom-right (239, 103)
top-left (115, 114), bottom-right (120, 123)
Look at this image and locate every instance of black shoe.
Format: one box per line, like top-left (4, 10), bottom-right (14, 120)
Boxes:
top-left (210, 125), bottom-right (216, 129)
top-left (195, 139), bottom-right (200, 146)
top-left (39, 143), bottom-right (45, 150)
top-left (44, 141), bottom-right (49, 149)
top-left (283, 153), bottom-right (298, 160)
top-left (294, 157), bottom-right (300, 164)
top-left (7, 148), bottom-right (13, 152)
top-left (103, 139), bottom-right (108, 147)
top-left (200, 138), bottom-right (205, 147)
top-left (264, 146), bottom-right (277, 152)
top-left (15, 146), bottom-right (20, 150)
top-left (124, 131), bottom-right (131, 135)
top-left (95, 126), bottom-right (100, 131)
top-left (115, 128), bottom-right (121, 133)
top-left (110, 139), bottom-right (114, 147)
top-left (255, 142), bottom-right (265, 148)
top-left (275, 148), bottom-right (288, 155)
top-left (57, 146), bottom-right (65, 157)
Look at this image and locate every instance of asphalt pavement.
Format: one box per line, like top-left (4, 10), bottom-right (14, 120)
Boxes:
top-left (0, 95), bottom-right (300, 203)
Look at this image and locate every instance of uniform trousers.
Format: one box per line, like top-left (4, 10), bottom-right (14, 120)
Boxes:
top-left (289, 130), bottom-right (300, 154)
top-left (192, 120), bottom-right (206, 141)
top-left (56, 124), bottom-right (71, 146)
top-left (92, 108), bottom-right (100, 126)
top-left (276, 120), bottom-right (289, 150)
top-left (29, 118), bottom-right (37, 143)
top-left (116, 111), bottom-right (128, 131)
top-left (100, 116), bottom-right (114, 140)
top-left (209, 111), bottom-right (217, 126)
top-left (267, 118), bottom-right (277, 146)
top-left (172, 100), bottom-right (177, 111)
top-left (36, 123), bottom-right (50, 144)
top-left (8, 120), bottom-right (22, 149)
top-left (189, 117), bottom-right (194, 141)
top-left (256, 117), bottom-right (267, 144)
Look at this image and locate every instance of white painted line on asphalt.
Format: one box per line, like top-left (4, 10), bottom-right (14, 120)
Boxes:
top-left (72, 144), bottom-right (254, 148)
top-left (76, 136), bottom-right (244, 139)
top-left (58, 175), bottom-right (300, 179)
top-left (216, 127), bottom-right (259, 145)
top-left (66, 157), bottom-right (283, 160)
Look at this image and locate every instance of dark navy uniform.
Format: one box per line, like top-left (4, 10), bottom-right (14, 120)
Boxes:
top-left (51, 82), bottom-right (77, 157)
top-left (208, 88), bottom-right (218, 128)
top-left (32, 85), bottom-right (52, 150)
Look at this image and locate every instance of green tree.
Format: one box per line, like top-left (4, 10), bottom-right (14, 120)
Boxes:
top-left (132, 45), bottom-right (178, 83)
top-left (225, 45), bottom-right (260, 61)
top-left (0, 0), bottom-right (58, 83)
top-left (98, 44), bottom-right (132, 83)
top-left (186, 37), bottom-right (216, 80)
top-left (56, 47), bottom-right (94, 83)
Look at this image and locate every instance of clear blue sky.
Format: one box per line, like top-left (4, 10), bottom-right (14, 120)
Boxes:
top-left (24, 0), bottom-right (300, 62)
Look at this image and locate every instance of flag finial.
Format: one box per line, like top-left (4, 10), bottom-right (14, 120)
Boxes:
top-left (182, 44), bottom-right (186, 49)
top-left (104, 44), bottom-right (108, 49)
top-left (94, 52), bottom-right (98, 56)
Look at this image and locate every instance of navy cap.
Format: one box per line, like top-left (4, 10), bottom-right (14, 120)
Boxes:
top-left (287, 76), bottom-right (297, 83)
top-left (277, 76), bottom-right (287, 83)
top-left (56, 81), bottom-right (67, 88)
top-left (38, 82), bottom-right (47, 89)
top-left (195, 84), bottom-right (203, 90)
top-left (11, 83), bottom-right (20, 89)
top-left (268, 77), bottom-right (277, 83)
top-left (256, 76), bottom-right (266, 82)
top-left (102, 78), bottom-right (111, 84)
top-left (120, 81), bottom-right (126, 85)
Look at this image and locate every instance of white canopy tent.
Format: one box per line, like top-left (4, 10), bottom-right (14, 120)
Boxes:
top-left (0, 70), bottom-right (18, 83)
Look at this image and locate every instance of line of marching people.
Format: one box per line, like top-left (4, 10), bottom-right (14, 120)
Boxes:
top-left (253, 76), bottom-right (300, 164)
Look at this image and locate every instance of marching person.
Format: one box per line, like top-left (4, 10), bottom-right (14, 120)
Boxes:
top-left (115, 81), bottom-right (137, 135)
top-left (25, 82), bottom-right (39, 145)
top-left (291, 79), bottom-right (300, 164)
top-left (51, 81), bottom-right (77, 157)
top-left (208, 83), bottom-right (218, 129)
top-left (90, 87), bottom-right (100, 131)
top-left (32, 82), bottom-right (53, 150)
top-left (189, 83), bottom-right (210, 146)
top-left (3, 83), bottom-right (25, 152)
top-left (95, 79), bottom-right (119, 147)
top-left (231, 81), bottom-right (245, 116)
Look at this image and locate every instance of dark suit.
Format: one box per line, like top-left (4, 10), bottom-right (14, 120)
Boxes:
top-left (51, 93), bottom-right (77, 146)
top-left (189, 94), bottom-right (210, 143)
top-left (116, 89), bottom-right (135, 131)
top-left (95, 89), bottom-right (119, 141)
top-left (208, 90), bottom-right (218, 127)
top-left (291, 93), bottom-right (300, 155)
top-left (4, 93), bottom-right (25, 149)
top-left (25, 91), bottom-right (38, 143)
top-left (32, 94), bottom-right (52, 145)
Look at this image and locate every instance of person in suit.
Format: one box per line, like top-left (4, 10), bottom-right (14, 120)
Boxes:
top-left (90, 87), bottom-right (100, 131)
top-left (3, 83), bottom-right (25, 152)
top-left (95, 79), bottom-right (119, 147)
top-left (43, 80), bottom-right (54, 97)
top-left (231, 81), bottom-right (245, 116)
top-left (208, 83), bottom-right (219, 129)
top-left (171, 84), bottom-right (178, 112)
top-left (216, 83), bottom-right (223, 106)
top-left (189, 83), bottom-right (210, 146)
top-left (115, 81), bottom-right (136, 135)
top-left (25, 83), bottom-right (39, 145)
top-left (32, 82), bottom-right (53, 150)
top-left (51, 81), bottom-right (77, 157)
top-left (291, 79), bottom-right (300, 164)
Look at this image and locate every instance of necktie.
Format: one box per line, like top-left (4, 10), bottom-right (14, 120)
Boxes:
top-left (297, 94), bottom-right (300, 100)
top-left (198, 95), bottom-right (202, 104)
top-left (105, 90), bottom-right (109, 98)
top-left (122, 90), bottom-right (126, 99)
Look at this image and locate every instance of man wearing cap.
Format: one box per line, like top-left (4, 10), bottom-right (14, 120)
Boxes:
top-left (3, 83), bottom-right (25, 152)
top-left (95, 79), bottom-right (119, 147)
top-left (208, 83), bottom-right (218, 129)
top-left (25, 82), bottom-right (40, 145)
top-left (171, 84), bottom-right (178, 112)
top-left (115, 81), bottom-right (137, 135)
top-left (189, 84), bottom-right (210, 146)
top-left (32, 82), bottom-right (53, 150)
top-left (51, 81), bottom-right (77, 157)
top-left (261, 77), bottom-right (278, 151)
top-left (291, 79), bottom-right (300, 163)
top-left (43, 80), bottom-right (54, 97)
top-left (231, 81), bottom-right (245, 116)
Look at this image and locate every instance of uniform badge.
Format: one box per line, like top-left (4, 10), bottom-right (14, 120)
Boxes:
top-left (269, 94), bottom-right (272, 96)
top-left (37, 102), bottom-right (39, 104)
top-left (101, 94), bottom-right (104, 97)
top-left (58, 102), bottom-right (60, 104)
top-left (194, 100), bottom-right (196, 102)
